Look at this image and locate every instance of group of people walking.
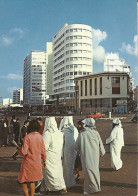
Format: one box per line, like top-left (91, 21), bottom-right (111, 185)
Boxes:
top-left (13, 115), bottom-right (124, 196)
top-left (0, 115), bottom-right (32, 147)
top-left (0, 115), bottom-right (21, 147)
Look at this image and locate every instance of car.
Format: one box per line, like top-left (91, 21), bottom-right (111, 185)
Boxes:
top-left (87, 112), bottom-right (105, 119)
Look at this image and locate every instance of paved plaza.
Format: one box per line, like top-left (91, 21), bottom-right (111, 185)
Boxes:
top-left (0, 114), bottom-right (137, 196)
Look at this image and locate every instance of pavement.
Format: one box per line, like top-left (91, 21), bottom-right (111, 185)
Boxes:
top-left (0, 114), bottom-right (137, 196)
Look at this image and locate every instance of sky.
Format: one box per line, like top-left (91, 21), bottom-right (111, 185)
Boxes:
top-left (0, 0), bottom-right (137, 99)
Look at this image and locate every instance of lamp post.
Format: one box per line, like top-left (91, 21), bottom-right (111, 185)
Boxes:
top-left (75, 86), bottom-right (79, 115)
top-left (105, 87), bottom-right (112, 112)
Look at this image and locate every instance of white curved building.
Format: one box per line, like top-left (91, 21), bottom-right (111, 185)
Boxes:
top-left (52, 23), bottom-right (93, 111)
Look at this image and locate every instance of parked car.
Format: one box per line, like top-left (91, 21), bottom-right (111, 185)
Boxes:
top-left (87, 112), bottom-right (105, 119)
top-left (131, 112), bottom-right (138, 123)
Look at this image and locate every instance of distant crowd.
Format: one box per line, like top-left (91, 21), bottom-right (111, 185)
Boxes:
top-left (0, 115), bottom-right (124, 196)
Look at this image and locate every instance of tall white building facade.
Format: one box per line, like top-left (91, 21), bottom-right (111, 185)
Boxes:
top-left (13, 88), bottom-right (23, 105)
top-left (104, 53), bottom-right (131, 75)
top-left (52, 23), bottom-right (93, 108)
top-left (46, 42), bottom-right (53, 95)
top-left (23, 51), bottom-right (47, 106)
top-left (104, 52), bottom-right (134, 91)
top-left (2, 98), bottom-right (12, 107)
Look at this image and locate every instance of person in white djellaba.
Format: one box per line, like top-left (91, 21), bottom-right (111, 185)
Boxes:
top-left (106, 118), bottom-right (124, 171)
top-left (40, 117), bottom-right (67, 194)
top-left (59, 116), bottom-right (78, 188)
top-left (75, 118), bottom-right (105, 195)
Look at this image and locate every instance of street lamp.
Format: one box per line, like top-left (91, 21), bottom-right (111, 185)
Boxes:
top-left (105, 87), bottom-right (112, 112)
top-left (75, 86), bottom-right (79, 115)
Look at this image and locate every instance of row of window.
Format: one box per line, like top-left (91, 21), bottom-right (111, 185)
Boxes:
top-left (54, 47), bottom-right (64, 57)
top-left (54, 67), bottom-right (64, 75)
top-left (66, 42), bottom-right (92, 47)
top-left (54, 79), bottom-right (74, 87)
top-left (66, 57), bottom-right (92, 62)
top-left (32, 62), bottom-right (46, 65)
top-left (54, 40), bottom-right (64, 51)
top-left (54, 71), bottom-right (90, 81)
top-left (54, 86), bottom-right (75, 93)
top-left (53, 28), bottom-right (92, 45)
top-left (54, 50), bottom-right (92, 63)
top-left (54, 43), bottom-right (92, 57)
top-left (54, 53), bottom-right (64, 63)
top-left (65, 64), bottom-right (92, 69)
top-left (66, 49), bottom-right (92, 54)
top-left (66, 35), bottom-right (91, 40)
top-left (32, 65), bottom-right (45, 67)
top-left (32, 69), bottom-right (46, 71)
top-left (54, 65), bottom-right (91, 75)
top-left (66, 28), bottom-right (92, 33)
top-left (32, 72), bottom-right (46, 74)
top-left (54, 60), bottom-right (65, 69)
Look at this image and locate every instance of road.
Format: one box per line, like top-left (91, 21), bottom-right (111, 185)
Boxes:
top-left (0, 114), bottom-right (137, 196)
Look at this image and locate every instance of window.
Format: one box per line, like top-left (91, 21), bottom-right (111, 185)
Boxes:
top-left (81, 81), bottom-right (83, 96)
top-left (100, 77), bottom-right (102, 95)
top-left (90, 79), bottom-right (92, 95)
top-left (95, 78), bottom-right (97, 95)
top-left (112, 77), bottom-right (120, 94)
top-left (85, 80), bottom-right (87, 96)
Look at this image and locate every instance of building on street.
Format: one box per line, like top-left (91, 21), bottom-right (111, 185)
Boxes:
top-left (23, 50), bottom-right (48, 106)
top-left (13, 88), bottom-right (23, 105)
top-left (74, 72), bottom-right (131, 114)
top-left (51, 23), bottom-right (93, 113)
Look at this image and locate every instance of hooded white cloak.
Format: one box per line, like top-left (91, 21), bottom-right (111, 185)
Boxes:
top-left (41, 117), bottom-right (66, 191)
top-left (106, 118), bottom-right (124, 170)
top-left (59, 116), bottom-right (78, 188)
top-left (75, 118), bottom-right (105, 194)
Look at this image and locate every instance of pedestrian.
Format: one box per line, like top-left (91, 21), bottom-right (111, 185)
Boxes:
top-left (106, 118), bottom-right (124, 171)
top-left (20, 120), bottom-right (29, 144)
top-left (0, 117), bottom-right (4, 146)
top-left (14, 118), bottom-right (20, 143)
top-left (34, 117), bottom-right (45, 193)
top-left (12, 120), bottom-right (29, 160)
top-left (74, 119), bottom-right (84, 181)
top-left (2, 117), bottom-right (9, 146)
top-left (37, 117), bottom-right (44, 135)
top-left (40, 117), bottom-right (66, 194)
top-left (17, 119), bottom-right (46, 196)
top-left (75, 118), bottom-right (105, 194)
top-left (9, 115), bottom-right (16, 144)
top-left (59, 116), bottom-right (78, 188)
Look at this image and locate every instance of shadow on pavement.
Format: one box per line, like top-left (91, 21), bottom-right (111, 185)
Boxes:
top-left (101, 181), bottom-right (137, 188)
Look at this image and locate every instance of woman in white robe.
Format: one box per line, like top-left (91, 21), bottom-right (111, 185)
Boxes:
top-left (40, 117), bottom-right (66, 193)
top-left (75, 118), bottom-right (105, 194)
top-left (59, 116), bottom-right (78, 188)
top-left (106, 118), bottom-right (124, 170)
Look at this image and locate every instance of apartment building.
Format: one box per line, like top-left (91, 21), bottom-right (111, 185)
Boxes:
top-left (46, 42), bottom-right (53, 95)
top-left (75, 72), bottom-right (131, 114)
top-left (23, 51), bottom-right (47, 106)
top-left (52, 23), bottom-right (93, 111)
top-left (104, 53), bottom-right (131, 75)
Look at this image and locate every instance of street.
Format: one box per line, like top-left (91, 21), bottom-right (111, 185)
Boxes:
top-left (0, 114), bottom-right (137, 196)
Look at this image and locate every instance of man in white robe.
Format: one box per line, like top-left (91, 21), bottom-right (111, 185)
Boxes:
top-left (106, 118), bottom-right (124, 170)
top-left (75, 118), bottom-right (105, 194)
top-left (59, 116), bottom-right (78, 188)
top-left (40, 117), bottom-right (66, 194)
